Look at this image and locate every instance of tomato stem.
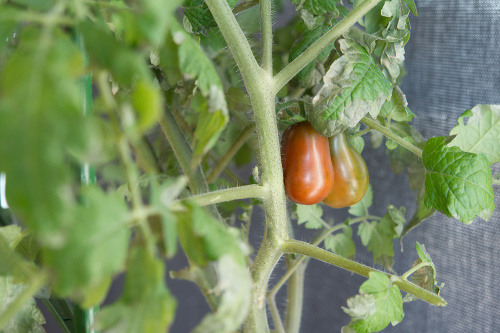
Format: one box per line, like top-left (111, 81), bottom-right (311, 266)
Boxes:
top-left (281, 240), bottom-right (447, 307)
top-left (260, 0), bottom-right (273, 73)
top-left (170, 184), bottom-right (268, 211)
top-left (272, 0), bottom-right (385, 95)
top-left (361, 116), bottom-right (423, 159)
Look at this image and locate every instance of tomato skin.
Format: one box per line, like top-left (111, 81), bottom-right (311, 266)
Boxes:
top-left (281, 121), bottom-right (334, 205)
top-left (323, 131), bottom-right (369, 208)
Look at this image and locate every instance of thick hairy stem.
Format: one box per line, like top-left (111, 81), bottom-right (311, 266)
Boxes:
top-left (205, 1), bottom-right (289, 332)
top-left (281, 240), bottom-right (447, 307)
top-left (272, 0), bottom-right (384, 94)
top-left (260, 0), bottom-right (273, 73)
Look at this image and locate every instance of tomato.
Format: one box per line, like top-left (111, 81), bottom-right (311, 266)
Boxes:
top-left (281, 121), bottom-right (334, 205)
top-left (323, 131), bottom-right (369, 208)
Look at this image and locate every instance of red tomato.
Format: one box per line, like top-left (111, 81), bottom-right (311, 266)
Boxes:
top-left (281, 121), bottom-right (334, 205)
top-left (323, 131), bottom-right (369, 208)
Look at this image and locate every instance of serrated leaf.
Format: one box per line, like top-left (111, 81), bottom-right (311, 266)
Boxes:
top-left (358, 205), bottom-right (404, 270)
top-left (423, 136), bottom-right (495, 224)
top-left (358, 221), bottom-right (394, 269)
top-left (0, 28), bottom-right (88, 238)
top-left (175, 202), bottom-right (251, 333)
top-left (42, 187), bottom-right (130, 306)
top-left (295, 204), bottom-right (325, 229)
top-left (348, 184), bottom-right (373, 217)
top-left (0, 276), bottom-right (46, 333)
top-left (379, 87), bottom-right (415, 122)
top-left (309, 39), bottom-right (392, 137)
top-left (448, 105), bottom-right (500, 164)
top-left (290, 0), bottom-right (341, 29)
top-left (78, 20), bottom-right (149, 85)
top-left (402, 0), bottom-right (417, 16)
top-left (324, 225), bottom-right (356, 259)
top-left (343, 272), bottom-right (404, 332)
top-left (177, 202), bottom-right (246, 266)
top-left (96, 247), bottom-right (176, 333)
top-left (191, 255), bottom-right (251, 333)
top-left (351, 135), bottom-right (365, 154)
top-left (415, 242), bottom-right (432, 263)
top-left (182, 0), bottom-right (239, 35)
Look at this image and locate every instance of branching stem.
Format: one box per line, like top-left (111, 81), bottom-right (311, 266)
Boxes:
top-left (272, 0), bottom-right (385, 94)
top-left (281, 240), bottom-right (447, 307)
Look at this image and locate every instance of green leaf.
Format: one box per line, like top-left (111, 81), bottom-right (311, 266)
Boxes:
top-left (78, 20), bottom-right (149, 85)
top-left (342, 272), bottom-right (404, 332)
top-left (324, 225), bottom-right (356, 259)
top-left (403, 242), bottom-right (442, 303)
top-left (308, 39), bottom-right (392, 137)
top-left (131, 79), bottom-right (162, 132)
top-left (448, 105), bottom-right (500, 164)
top-left (175, 203), bottom-right (251, 333)
top-left (151, 177), bottom-right (187, 258)
top-left (191, 255), bottom-right (251, 333)
top-left (348, 184), bottom-right (373, 217)
top-left (96, 247), bottom-right (176, 333)
top-left (358, 220), bottom-right (394, 270)
top-left (415, 242), bottom-right (432, 263)
top-left (0, 276), bottom-right (46, 333)
top-left (358, 205), bottom-right (404, 270)
top-left (295, 204), bottom-right (325, 229)
top-left (379, 87), bottom-right (415, 122)
top-left (182, 0), bottom-right (239, 35)
top-left (0, 28), bottom-right (87, 238)
top-left (42, 187), bottom-right (130, 307)
top-left (422, 136), bottom-right (495, 224)
top-left (177, 203), bottom-right (245, 266)
top-left (402, 0), bottom-right (417, 16)
top-left (290, 0), bottom-right (341, 29)
top-left (351, 135), bottom-right (365, 154)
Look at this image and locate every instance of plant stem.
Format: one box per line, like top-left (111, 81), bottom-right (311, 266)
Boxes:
top-left (205, 1), bottom-right (289, 331)
top-left (281, 240), bottom-right (447, 307)
top-left (260, 0), bottom-right (273, 73)
top-left (268, 295), bottom-right (285, 333)
top-left (401, 261), bottom-right (435, 281)
top-left (493, 178), bottom-right (500, 186)
top-left (272, 0), bottom-right (384, 94)
top-left (283, 255), bottom-right (306, 333)
top-left (207, 124), bottom-right (256, 183)
top-left (352, 127), bottom-right (372, 138)
top-left (233, 0), bottom-right (259, 14)
top-left (361, 116), bottom-right (423, 158)
top-left (40, 298), bottom-right (74, 333)
top-left (170, 184), bottom-right (267, 211)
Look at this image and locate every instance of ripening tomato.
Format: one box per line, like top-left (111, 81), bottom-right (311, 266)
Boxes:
top-left (281, 121), bottom-right (334, 205)
top-left (323, 131), bottom-right (369, 208)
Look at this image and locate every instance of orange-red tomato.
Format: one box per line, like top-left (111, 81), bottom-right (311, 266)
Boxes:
top-left (323, 131), bottom-right (369, 208)
top-left (281, 121), bottom-right (334, 205)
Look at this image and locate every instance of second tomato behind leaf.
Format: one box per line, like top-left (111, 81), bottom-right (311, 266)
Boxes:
top-left (323, 131), bottom-right (369, 208)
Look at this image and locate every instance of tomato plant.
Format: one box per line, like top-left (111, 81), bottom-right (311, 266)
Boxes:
top-left (0, 1), bottom-right (498, 333)
top-left (322, 131), bottom-right (369, 208)
top-left (281, 121), bottom-right (334, 205)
